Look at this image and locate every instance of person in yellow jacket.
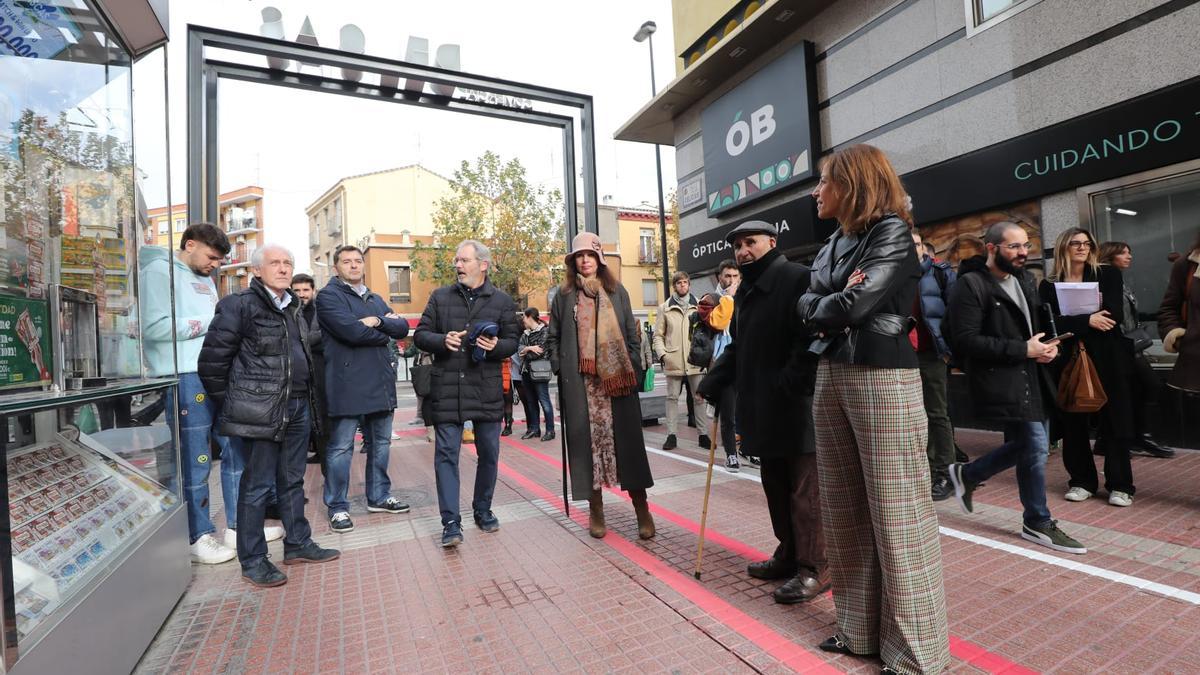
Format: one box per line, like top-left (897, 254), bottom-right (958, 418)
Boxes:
top-left (706, 259), bottom-right (742, 471)
top-left (653, 272), bottom-right (710, 450)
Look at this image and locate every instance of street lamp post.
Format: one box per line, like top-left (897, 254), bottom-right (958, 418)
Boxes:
top-left (634, 20), bottom-right (672, 301)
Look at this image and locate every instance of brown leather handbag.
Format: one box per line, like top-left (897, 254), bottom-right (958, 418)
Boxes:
top-left (1057, 343), bottom-right (1108, 413)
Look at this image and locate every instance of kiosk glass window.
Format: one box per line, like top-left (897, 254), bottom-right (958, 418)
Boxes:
top-left (1087, 166), bottom-right (1200, 325)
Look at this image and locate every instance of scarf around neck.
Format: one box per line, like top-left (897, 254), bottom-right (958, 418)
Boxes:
top-left (738, 247), bottom-right (782, 286)
top-left (575, 278), bottom-right (637, 396)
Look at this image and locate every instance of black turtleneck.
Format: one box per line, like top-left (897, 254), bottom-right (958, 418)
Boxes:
top-left (738, 247), bottom-right (783, 286)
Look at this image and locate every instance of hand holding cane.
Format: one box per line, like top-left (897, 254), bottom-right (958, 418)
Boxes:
top-left (694, 403), bottom-right (719, 580)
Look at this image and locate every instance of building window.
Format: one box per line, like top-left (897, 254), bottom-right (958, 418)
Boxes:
top-left (174, 217), bottom-right (186, 232)
top-left (157, 219), bottom-right (168, 234)
top-left (387, 265), bottom-right (412, 303)
top-left (1082, 162), bottom-right (1200, 328)
top-left (228, 205), bottom-right (257, 231)
top-left (641, 279), bottom-right (658, 307)
top-left (639, 228), bottom-right (656, 264)
top-left (966, 0), bottom-right (1043, 34)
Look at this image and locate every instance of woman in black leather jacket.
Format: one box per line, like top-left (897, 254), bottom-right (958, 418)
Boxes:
top-left (797, 144), bottom-right (949, 675)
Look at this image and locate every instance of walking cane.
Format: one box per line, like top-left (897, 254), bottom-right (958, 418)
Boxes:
top-left (557, 375), bottom-right (570, 517)
top-left (694, 405), bottom-right (719, 580)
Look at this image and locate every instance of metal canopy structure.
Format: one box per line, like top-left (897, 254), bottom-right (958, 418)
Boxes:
top-left (186, 24), bottom-right (599, 243)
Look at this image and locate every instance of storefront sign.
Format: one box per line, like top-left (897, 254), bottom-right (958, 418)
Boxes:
top-left (678, 175), bottom-right (705, 211)
top-left (678, 196), bottom-right (833, 273)
top-left (0, 1), bottom-right (80, 59)
top-left (0, 294), bottom-right (52, 390)
top-left (904, 75), bottom-right (1200, 225)
top-left (701, 42), bottom-right (818, 217)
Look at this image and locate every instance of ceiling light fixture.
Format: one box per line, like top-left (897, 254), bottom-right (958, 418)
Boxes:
top-left (1115, 208), bottom-right (1138, 216)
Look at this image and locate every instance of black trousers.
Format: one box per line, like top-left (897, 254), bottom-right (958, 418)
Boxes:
top-left (718, 386), bottom-right (737, 457)
top-left (237, 398), bottom-right (313, 569)
top-left (1061, 411), bottom-right (1134, 495)
top-left (759, 452), bottom-right (827, 575)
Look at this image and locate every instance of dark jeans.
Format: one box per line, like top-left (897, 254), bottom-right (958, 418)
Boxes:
top-left (519, 379), bottom-right (554, 434)
top-left (324, 411), bottom-right (394, 516)
top-left (434, 421), bottom-right (501, 526)
top-left (917, 350), bottom-right (956, 476)
top-left (759, 452), bottom-right (826, 575)
top-left (1061, 408), bottom-right (1135, 495)
top-left (961, 420), bottom-right (1052, 527)
top-left (718, 386), bottom-right (736, 457)
top-left (237, 398), bottom-right (313, 569)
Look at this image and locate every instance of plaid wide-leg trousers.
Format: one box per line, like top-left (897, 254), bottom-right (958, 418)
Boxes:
top-left (813, 361), bottom-right (950, 675)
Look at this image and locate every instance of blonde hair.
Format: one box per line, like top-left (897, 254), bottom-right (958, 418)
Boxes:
top-left (817, 144), bottom-right (912, 234)
top-left (1051, 227), bottom-right (1099, 281)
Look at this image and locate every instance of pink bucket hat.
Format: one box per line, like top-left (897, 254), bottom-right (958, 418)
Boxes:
top-left (565, 231), bottom-right (606, 267)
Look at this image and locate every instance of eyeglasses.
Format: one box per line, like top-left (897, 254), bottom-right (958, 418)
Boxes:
top-left (1067, 240), bottom-right (1093, 250)
top-left (453, 257), bottom-right (477, 265)
top-left (1000, 242), bottom-right (1033, 251)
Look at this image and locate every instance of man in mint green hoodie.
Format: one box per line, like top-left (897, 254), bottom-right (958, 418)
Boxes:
top-left (140, 223), bottom-right (283, 564)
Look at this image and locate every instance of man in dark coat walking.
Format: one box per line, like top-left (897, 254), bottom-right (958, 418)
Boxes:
top-left (199, 245), bottom-right (340, 588)
top-left (945, 221), bottom-right (1086, 555)
top-left (413, 240), bottom-right (520, 548)
top-left (698, 220), bottom-right (827, 604)
top-left (316, 245), bottom-right (411, 534)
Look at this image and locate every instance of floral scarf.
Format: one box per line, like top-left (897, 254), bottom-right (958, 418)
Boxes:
top-left (576, 279), bottom-right (637, 397)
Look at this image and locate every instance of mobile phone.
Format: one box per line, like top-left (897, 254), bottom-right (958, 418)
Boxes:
top-left (1041, 332), bottom-right (1073, 344)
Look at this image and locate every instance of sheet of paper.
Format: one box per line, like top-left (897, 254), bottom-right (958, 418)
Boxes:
top-left (1054, 282), bottom-right (1100, 315)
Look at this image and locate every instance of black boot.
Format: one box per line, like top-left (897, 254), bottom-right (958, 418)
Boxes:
top-left (1132, 434), bottom-right (1175, 458)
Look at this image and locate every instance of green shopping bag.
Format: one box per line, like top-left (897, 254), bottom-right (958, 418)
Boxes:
top-left (641, 365), bottom-right (656, 393)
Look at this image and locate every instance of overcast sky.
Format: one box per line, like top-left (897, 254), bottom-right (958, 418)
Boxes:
top-left (131, 0), bottom-right (677, 272)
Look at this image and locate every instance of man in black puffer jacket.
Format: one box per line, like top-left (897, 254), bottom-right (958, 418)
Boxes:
top-left (413, 239), bottom-right (519, 548)
top-left (200, 245), bottom-right (339, 588)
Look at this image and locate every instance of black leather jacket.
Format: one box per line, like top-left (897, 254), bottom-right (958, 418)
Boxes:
top-left (199, 278), bottom-right (316, 441)
top-left (797, 215), bottom-right (922, 368)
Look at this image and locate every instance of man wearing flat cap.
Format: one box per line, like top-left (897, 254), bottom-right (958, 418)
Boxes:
top-left (699, 220), bottom-right (827, 604)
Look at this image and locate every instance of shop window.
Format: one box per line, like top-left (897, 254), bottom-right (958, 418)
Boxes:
top-left (642, 279), bottom-right (659, 306)
top-left (966, 0), bottom-right (1043, 35)
top-left (388, 265), bottom-right (411, 303)
top-left (1082, 163), bottom-right (1200, 326)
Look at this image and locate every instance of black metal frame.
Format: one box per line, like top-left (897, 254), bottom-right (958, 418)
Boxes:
top-left (186, 25), bottom-right (599, 241)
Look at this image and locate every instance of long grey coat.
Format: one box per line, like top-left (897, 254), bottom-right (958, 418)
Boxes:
top-left (547, 283), bottom-right (654, 500)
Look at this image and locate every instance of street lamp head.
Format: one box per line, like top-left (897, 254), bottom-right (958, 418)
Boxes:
top-left (633, 21), bottom-right (657, 42)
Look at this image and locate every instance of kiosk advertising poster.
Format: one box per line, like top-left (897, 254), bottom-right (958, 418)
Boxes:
top-left (0, 293), bottom-right (52, 390)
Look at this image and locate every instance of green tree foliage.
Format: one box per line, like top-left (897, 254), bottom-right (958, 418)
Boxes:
top-left (411, 151), bottom-right (564, 302)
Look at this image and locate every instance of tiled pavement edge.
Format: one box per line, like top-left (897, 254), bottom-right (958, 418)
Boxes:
top-left (136, 412), bottom-right (1200, 674)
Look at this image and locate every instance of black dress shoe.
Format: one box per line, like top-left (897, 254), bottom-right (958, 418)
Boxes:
top-left (930, 475), bottom-right (953, 502)
top-left (521, 430), bottom-right (540, 440)
top-left (283, 541), bottom-right (341, 565)
top-left (541, 430), bottom-right (555, 442)
top-left (747, 557), bottom-right (796, 580)
top-left (773, 572), bottom-right (830, 604)
top-left (662, 434), bottom-right (677, 451)
top-left (500, 426), bottom-right (512, 437)
top-left (1132, 435), bottom-right (1175, 458)
top-left (698, 434), bottom-right (712, 449)
top-left (818, 634), bottom-right (878, 657)
top-left (242, 558), bottom-right (287, 587)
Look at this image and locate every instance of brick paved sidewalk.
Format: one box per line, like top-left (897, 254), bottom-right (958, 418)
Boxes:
top-left (135, 416), bottom-right (1200, 674)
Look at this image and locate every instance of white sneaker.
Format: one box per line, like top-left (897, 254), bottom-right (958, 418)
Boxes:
top-left (1064, 487), bottom-right (1093, 502)
top-left (224, 526), bottom-right (286, 550)
top-left (1108, 491), bottom-right (1133, 507)
top-left (190, 533), bottom-right (236, 564)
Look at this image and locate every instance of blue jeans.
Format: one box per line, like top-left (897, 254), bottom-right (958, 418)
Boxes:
top-left (237, 398), bottom-right (313, 569)
top-left (434, 421), bottom-right (500, 526)
top-left (519, 379), bottom-right (554, 433)
top-left (324, 411), bottom-right (394, 516)
top-left (174, 373), bottom-right (244, 543)
top-left (961, 420), bottom-right (1051, 527)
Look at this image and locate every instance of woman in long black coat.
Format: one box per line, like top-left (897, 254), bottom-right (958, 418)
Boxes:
top-left (547, 232), bottom-right (655, 540)
top-left (1039, 227), bottom-right (1137, 507)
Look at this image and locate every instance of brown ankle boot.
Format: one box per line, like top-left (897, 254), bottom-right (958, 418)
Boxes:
top-left (629, 489), bottom-right (656, 539)
top-left (588, 489), bottom-right (606, 538)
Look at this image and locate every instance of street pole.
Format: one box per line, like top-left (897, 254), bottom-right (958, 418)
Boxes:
top-left (649, 34), bottom-right (671, 300)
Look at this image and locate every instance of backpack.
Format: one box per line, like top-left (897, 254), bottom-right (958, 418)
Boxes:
top-left (687, 314), bottom-right (716, 368)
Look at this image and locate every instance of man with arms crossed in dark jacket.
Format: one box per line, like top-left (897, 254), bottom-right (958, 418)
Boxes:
top-left (199, 245), bottom-right (339, 587)
top-left (414, 240), bottom-right (520, 548)
top-left (945, 222), bottom-right (1086, 554)
top-left (317, 245), bottom-right (412, 534)
top-left (698, 221), bottom-right (827, 604)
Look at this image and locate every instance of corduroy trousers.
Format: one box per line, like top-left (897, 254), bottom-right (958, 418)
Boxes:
top-left (813, 361), bottom-right (950, 675)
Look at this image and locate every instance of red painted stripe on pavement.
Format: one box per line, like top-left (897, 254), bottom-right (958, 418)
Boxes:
top-left (481, 449), bottom-right (843, 674)
top-left (499, 436), bottom-right (1039, 675)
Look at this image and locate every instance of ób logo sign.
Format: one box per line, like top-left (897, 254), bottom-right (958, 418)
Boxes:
top-left (725, 104), bottom-right (777, 157)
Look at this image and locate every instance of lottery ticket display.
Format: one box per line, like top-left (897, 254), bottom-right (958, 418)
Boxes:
top-left (7, 436), bottom-right (175, 641)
